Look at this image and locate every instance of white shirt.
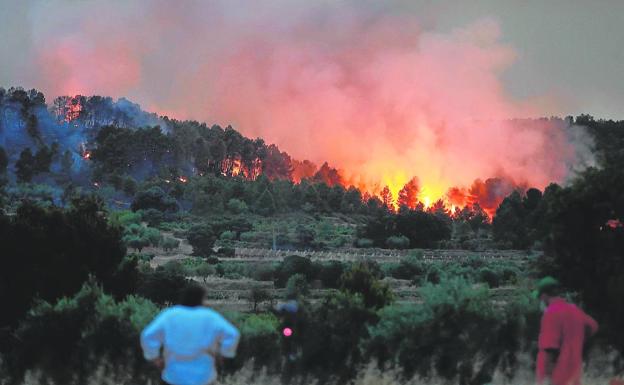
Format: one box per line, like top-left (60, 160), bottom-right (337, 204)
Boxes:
top-left (141, 305), bottom-right (240, 385)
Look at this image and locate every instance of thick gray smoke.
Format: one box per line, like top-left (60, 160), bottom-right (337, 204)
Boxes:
top-left (0, 0), bottom-right (597, 206)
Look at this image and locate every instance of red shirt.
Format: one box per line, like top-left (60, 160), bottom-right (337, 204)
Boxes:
top-left (536, 298), bottom-right (598, 385)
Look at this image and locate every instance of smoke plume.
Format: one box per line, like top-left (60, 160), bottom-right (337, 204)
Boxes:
top-left (3, 0), bottom-right (591, 208)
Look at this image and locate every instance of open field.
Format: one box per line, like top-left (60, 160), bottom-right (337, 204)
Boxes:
top-left (146, 246), bottom-right (536, 312)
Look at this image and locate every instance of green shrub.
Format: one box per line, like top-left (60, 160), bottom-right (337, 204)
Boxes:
top-left (233, 313), bottom-right (280, 370)
top-left (137, 269), bottom-right (188, 305)
top-left (363, 277), bottom-right (529, 382)
top-left (250, 263), bottom-right (277, 281)
top-left (393, 255), bottom-right (426, 280)
top-left (161, 237), bottom-right (180, 251)
top-left (220, 230), bottom-right (237, 241)
top-left (500, 267), bottom-right (519, 283)
top-left (226, 198), bottom-right (248, 214)
top-left (143, 227), bottom-right (163, 246)
top-left (286, 274), bottom-right (310, 299)
top-left (187, 223), bottom-right (217, 257)
top-left (274, 255), bottom-right (315, 288)
top-left (8, 283), bottom-right (160, 384)
top-left (317, 260), bottom-right (346, 288)
top-left (216, 262), bottom-right (246, 279)
top-left (385, 235), bottom-right (410, 249)
top-left (126, 236), bottom-right (150, 252)
top-left (479, 267), bottom-right (501, 288)
top-left (122, 223), bottom-right (162, 251)
top-left (140, 208), bottom-right (164, 227)
top-left (424, 264), bottom-right (442, 284)
top-left (328, 236), bottom-right (348, 248)
top-left (249, 287), bottom-right (272, 312)
top-left (131, 186), bottom-right (177, 213)
top-left (340, 262), bottom-right (393, 309)
top-left (162, 260), bottom-right (185, 276)
top-left (380, 262), bottom-right (400, 278)
top-left (110, 210), bottom-right (141, 227)
top-left (217, 246), bottom-right (236, 257)
top-left (205, 256), bottom-right (220, 265)
top-left (408, 249), bottom-right (424, 259)
top-left (300, 292), bottom-right (376, 376)
top-left (355, 238), bottom-right (374, 248)
top-left (239, 231), bottom-right (261, 243)
top-left (195, 263), bottom-right (217, 282)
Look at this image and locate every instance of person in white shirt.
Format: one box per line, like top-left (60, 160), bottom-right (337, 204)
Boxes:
top-left (141, 284), bottom-right (240, 385)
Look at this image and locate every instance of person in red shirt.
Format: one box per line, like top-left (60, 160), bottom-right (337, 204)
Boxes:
top-left (534, 277), bottom-right (599, 385)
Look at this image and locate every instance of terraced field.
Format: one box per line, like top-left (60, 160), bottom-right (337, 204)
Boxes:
top-left (152, 247), bottom-right (537, 312)
top-left (232, 247), bottom-right (532, 263)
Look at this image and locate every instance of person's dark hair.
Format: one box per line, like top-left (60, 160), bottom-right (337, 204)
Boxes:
top-left (179, 284), bottom-right (206, 307)
top-left (534, 276), bottom-right (561, 298)
top-left (541, 284), bottom-right (560, 297)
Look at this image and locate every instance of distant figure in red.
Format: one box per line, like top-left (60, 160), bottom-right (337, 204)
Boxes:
top-left (535, 277), bottom-right (598, 385)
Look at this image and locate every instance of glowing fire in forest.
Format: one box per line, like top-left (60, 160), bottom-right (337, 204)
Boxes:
top-left (31, 2), bottom-right (590, 218)
top-left (178, 176), bottom-right (188, 183)
top-left (56, 96), bottom-right (83, 123)
top-left (79, 142), bottom-right (91, 160)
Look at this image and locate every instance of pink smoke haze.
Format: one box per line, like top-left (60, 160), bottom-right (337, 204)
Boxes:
top-left (28, 1), bottom-right (589, 206)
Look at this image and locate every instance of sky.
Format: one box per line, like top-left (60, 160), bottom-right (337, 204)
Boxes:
top-left (1, 0), bottom-right (622, 119)
top-left (0, 0), bottom-right (619, 205)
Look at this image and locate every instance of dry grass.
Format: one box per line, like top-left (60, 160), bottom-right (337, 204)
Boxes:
top-left (16, 356), bottom-right (620, 385)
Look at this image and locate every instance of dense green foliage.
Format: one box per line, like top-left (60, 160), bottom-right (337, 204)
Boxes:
top-left (358, 209), bottom-right (452, 249)
top-left (4, 283), bottom-right (160, 384)
top-left (0, 197), bottom-right (129, 328)
top-left (364, 278), bottom-right (540, 381)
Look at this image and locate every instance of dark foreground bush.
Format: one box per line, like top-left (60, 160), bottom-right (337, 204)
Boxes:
top-left (2, 282), bottom-right (159, 385)
top-left (363, 277), bottom-right (540, 382)
top-left (1, 274), bottom-right (542, 385)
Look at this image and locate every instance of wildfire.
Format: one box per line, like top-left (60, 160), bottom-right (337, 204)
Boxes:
top-left (79, 142), bottom-right (92, 160)
top-left (220, 156), bottom-right (262, 180)
top-left (55, 96), bottom-right (83, 124)
top-left (178, 176), bottom-right (188, 183)
top-left (343, 171), bottom-right (517, 217)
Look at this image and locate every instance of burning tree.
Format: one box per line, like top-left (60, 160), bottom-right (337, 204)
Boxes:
top-left (397, 177), bottom-right (420, 210)
top-left (380, 186), bottom-right (394, 210)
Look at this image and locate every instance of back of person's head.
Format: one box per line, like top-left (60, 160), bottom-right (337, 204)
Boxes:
top-left (179, 284), bottom-right (206, 307)
top-left (534, 276), bottom-right (561, 298)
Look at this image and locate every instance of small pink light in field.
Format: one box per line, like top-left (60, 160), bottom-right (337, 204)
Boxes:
top-left (283, 327), bottom-right (293, 337)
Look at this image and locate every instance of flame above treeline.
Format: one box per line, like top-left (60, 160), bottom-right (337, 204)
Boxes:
top-left (60, 96), bottom-right (514, 214)
top-left (291, 160), bottom-right (523, 217)
top-left (53, 93), bottom-right (582, 218)
top-left (18, 2), bottom-right (592, 216)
